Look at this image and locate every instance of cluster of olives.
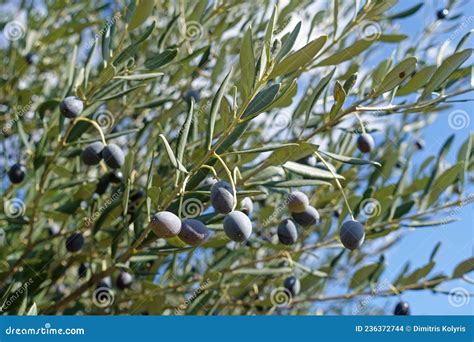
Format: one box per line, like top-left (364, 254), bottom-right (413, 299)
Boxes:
top-left (59, 96), bottom-right (125, 170)
top-left (277, 191), bottom-right (320, 245)
top-left (149, 180), bottom-right (253, 245)
top-left (149, 211), bottom-right (209, 246)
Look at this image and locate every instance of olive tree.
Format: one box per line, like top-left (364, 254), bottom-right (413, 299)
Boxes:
top-left (0, 0), bottom-right (473, 315)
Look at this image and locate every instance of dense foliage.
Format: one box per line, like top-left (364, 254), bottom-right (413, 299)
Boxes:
top-left (0, 0), bottom-right (473, 315)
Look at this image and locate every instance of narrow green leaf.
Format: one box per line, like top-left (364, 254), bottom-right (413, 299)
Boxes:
top-left (177, 99), bottom-right (194, 164)
top-left (242, 84), bottom-right (280, 120)
top-left (114, 72), bottom-right (163, 81)
top-left (320, 150), bottom-right (381, 166)
top-left (349, 263), bottom-right (381, 289)
top-left (127, 0), bottom-right (155, 30)
top-left (257, 179), bottom-right (332, 188)
top-left (240, 27), bottom-right (255, 99)
top-left (373, 57), bottom-right (417, 96)
top-left (267, 79), bottom-right (297, 110)
top-left (398, 262), bottom-right (435, 286)
top-left (402, 218), bottom-right (458, 227)
top-left (302, 68), bottom-right (336, 132)
top-left (265, 142), bottom-right (318, 167)
top-left (144, 48), bottom-right (178, 70)
top-left (283, 161), bottom-right (344, 180)
top-left (233, 267), bottom-right (292, 275)
top-left (317, 39), bottom-right (374, 66)
top-left (207, 68), bottom-right (233, 150)
top-left (452, 258), bottom-right (474, 278)
top-left (420, 49), bottom-right (473, 100)
top-left (377, 34), bottom-right (408, 42)
top-left (159, 134), bottom-right (188, 173)
top-left (276, 21), bottom-right (301, 61)
top-left (224, 143), bottom-right (300, 155)
top-left (328, 80), bottom-right (346, 118)
top-left (98, 84), bottom-right (146, 101)
top-left (270, 35), bottom-right (327, 77)
top-left (396, 66), bottom-right (436, 96)
top-left (427, 162), bottom-right (464, 206)
top-left (387, 2), bottom-right (423, 19)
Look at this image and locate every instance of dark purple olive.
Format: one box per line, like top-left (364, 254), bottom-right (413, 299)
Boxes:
top-left (210, 180), bottom-right (235, 214)
top-left (339, 220), bottom-right (365, 250)
top-left (178, 219), bottom-right (209, 246)
top-left (102, 144), bottom-right (125, 169)
top-left (8, 163), bottom-right (26, 184)
top-left (65, 232), bottom-right (84, 252)
top-left (81, 141), bottom-right (104, 165)
top-left (277, 219), bottom-right (298, 245)
top-left (116, 271), bottom-right (134, 290)
top-left (436, 8), bottom-right (449, 20)
top-left (291, 206), bottom-right (320, 228)
top-left (60, 96), bottom-right (83, 118)
top-left (394, 301), bottom-right (410, 315)
top-left (283, 276), bottom-right (301, 297)
top-left (223, 211), bottom-right (252, 242)
top-left (357, 133), bottom-right (374, 153)
top-left (149, 211), bottom-right (181, 238)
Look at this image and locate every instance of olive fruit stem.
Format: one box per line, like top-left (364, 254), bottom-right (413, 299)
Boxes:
top-left (313, 150), bottom-right (354, 220)
top-left (201, 164), bottom-right (218, 178)
top-left (71, 117), bottom-right (107, 145)
top-left (178, 174), bottom-right (192, 219)
top-left (354, 112), bottom-right (366, 134)
top-left (213, 152), bottom-right (237, 211)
